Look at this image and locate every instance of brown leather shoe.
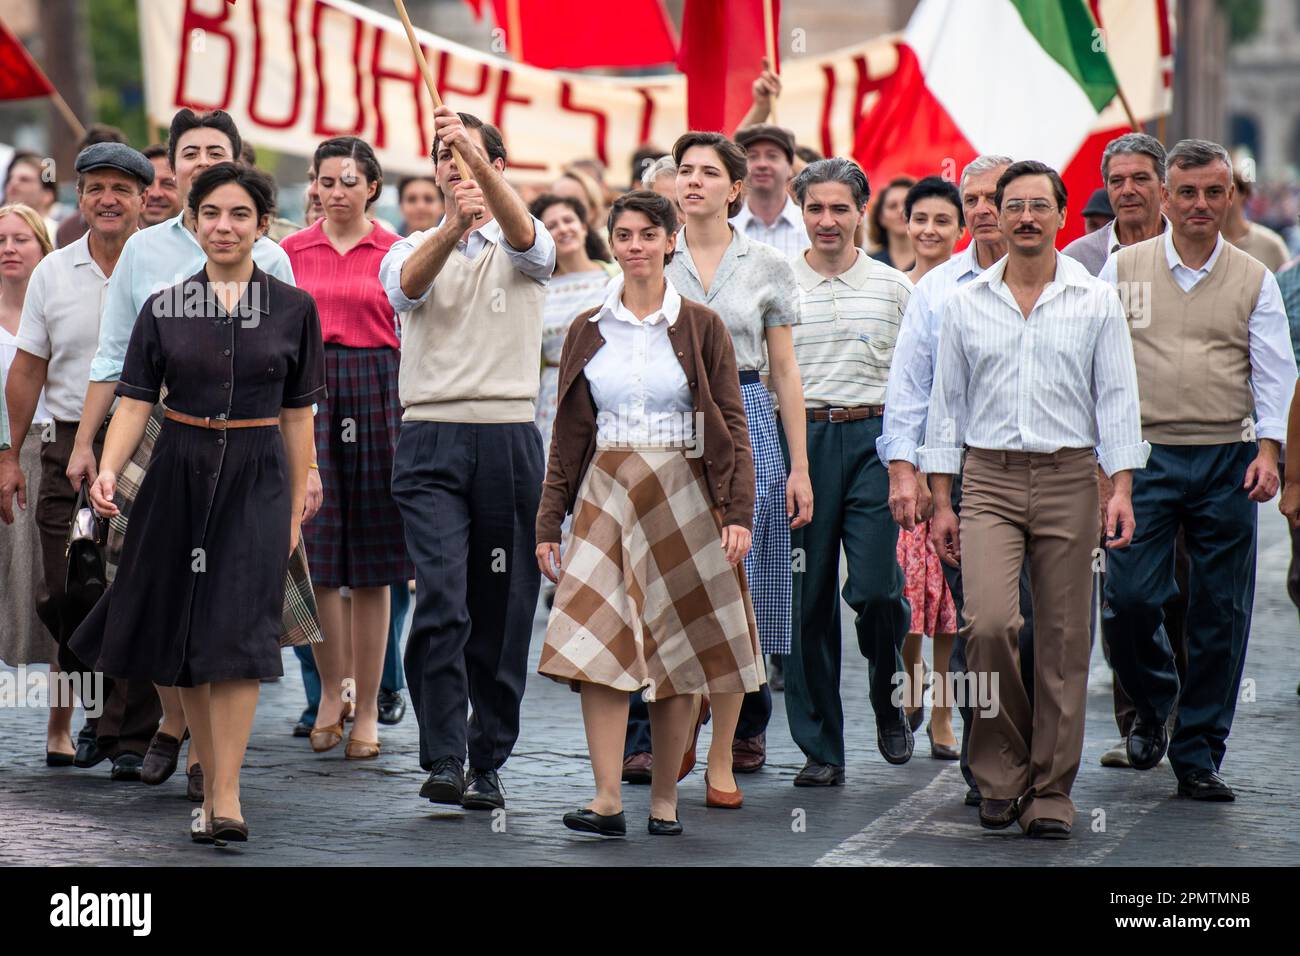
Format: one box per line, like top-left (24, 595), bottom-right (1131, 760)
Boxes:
top-left (979, 798), bottom-right (1020, 830)
top-left (344, 735), bottom-right (381, 759)
top-left (211, 817), bottom-right (248, 842)
top-left (141, 732), bottom-right (183, 785)
top-left (704, 771), bottom-right (743, 809)
top-left (732, 733), bottom-right (766, 773)
top-left (622, 751), bottom-right (653, 785)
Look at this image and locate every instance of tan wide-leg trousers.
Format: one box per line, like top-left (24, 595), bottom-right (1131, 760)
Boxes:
top-left (959, 447), bottom-right (1098, 829)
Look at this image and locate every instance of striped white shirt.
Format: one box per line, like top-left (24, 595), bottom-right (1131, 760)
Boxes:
top-left (790, 248), bottom-right (911, 407)
top-left (918, 252), bottom-right (1149, 477)
top-left (731, 196), bottom-right (811, 260)
top-left (877, 244), bottom-right (987, 467)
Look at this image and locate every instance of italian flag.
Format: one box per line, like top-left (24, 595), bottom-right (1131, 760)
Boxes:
top-left (854, 0), bottom-right (1172, 248)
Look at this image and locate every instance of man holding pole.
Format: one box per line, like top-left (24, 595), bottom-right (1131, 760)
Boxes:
top-left (381, 106), bottom-right (555, 812)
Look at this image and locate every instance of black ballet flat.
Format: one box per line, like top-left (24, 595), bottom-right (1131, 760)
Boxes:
top-left (46, 751), bottom-right (75, 767)
top-left (647, 816), bottom-right (682, 836)
top-left (563, 808), bottom-right (627, 837)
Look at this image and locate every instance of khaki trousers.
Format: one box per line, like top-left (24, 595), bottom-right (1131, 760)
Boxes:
top-left (960, 447), bottom-right (1098, 828)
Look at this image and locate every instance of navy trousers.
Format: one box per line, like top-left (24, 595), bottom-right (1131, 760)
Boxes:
top-left (940, 472), bottom-right (1036, 793)
top-left (1103, 442), bottom-right (1256, 781)
top-left (392, 421), bottom-right (543, 772)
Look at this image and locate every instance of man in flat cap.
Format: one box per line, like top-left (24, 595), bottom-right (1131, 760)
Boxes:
top-left (732, 124), bottom-right (810, 261)
top-left (0, 142), bottom-right (156, 777)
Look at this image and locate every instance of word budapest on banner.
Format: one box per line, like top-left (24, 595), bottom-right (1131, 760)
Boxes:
top-left (140, 0), bottom-right (903, 181)
top-left (141, 0), bottom-right (1167, 191)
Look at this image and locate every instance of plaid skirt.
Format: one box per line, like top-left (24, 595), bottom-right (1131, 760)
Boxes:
top-left (301, 345), bottom-right (411, 589)
top-left (539, 446), bottom-right (764, 700)
top-left (107, 399), bottom-right (321, 647)
top-left (741, 381), bottom-right (792, 655)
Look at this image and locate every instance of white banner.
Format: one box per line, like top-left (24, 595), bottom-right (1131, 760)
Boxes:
top-left (139, 0), bottom-right (907, 183)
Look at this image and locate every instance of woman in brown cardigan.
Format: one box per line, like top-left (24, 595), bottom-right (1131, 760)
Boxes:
top-left (535, 191), bottom-right (764, 837)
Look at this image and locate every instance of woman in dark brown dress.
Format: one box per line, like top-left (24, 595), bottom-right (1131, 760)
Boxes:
top-left (71, 163), bottom-right (325, 845)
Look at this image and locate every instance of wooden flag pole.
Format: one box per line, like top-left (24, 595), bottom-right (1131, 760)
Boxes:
top-left (48, 87), bottom-right (86, 142)
top-left (1115, 83), bottom-right (1141, 132)
top-left (506, 0), bottom-right (524, 62)
top-left (763, 0), bottom-right (778, 124)
top-left (392, 0), bottom-right (472, 184)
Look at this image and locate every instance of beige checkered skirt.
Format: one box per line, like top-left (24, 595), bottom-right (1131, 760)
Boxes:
top-left (538, 446), bottom-right (764, 701)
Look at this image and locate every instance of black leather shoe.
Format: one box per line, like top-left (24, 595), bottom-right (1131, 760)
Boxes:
top-left (927, 726), bottom-right (960, 760)
top-left (793, 759), bottom-right (845, 787)
top-left (1177, 769), bottom-right (1235, 802)
top-left (73, 726), bottom-right (108, 768)
top-left (292, 718), bottom-right (313, 738)
top-left (1026, 818), bottom-right (1072, 839)
top-left (186, 764), bottom-right (204, 802)
top-left (462, 767), bottom-right (505, 810)
top-left (420, 756), bottom-right (466, 805)
top-left (377, 689), bottom-right (406, 726)
top-left (1126, 713), bottom-right (1168, 770)
top-left (141, 732), bottom-right (183, 785)
top-left (964, 787), bottom-right (982, 807)
top-left (563, 808), bottom-right (627, 836)
top-left (876, 717), bottom-right (914, 765)
top-left (647, 816), bottom-right (682, 835)
top-left (109, 752), bottom-right (143, 782)
top-left (979, 798), bottom-right (1019, 830)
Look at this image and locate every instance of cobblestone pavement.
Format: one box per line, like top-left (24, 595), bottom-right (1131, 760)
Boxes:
top-left (2, 510), bottom-right (1297, 867)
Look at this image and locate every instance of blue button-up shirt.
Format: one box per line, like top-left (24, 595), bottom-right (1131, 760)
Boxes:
top-left (877, 243), bottom-right (987, 467)
top-left (89, 214), bottom-right (295, 382)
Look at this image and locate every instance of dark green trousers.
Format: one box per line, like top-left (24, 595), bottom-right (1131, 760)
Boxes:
top-left (783, 418), bottom-right (910, 767)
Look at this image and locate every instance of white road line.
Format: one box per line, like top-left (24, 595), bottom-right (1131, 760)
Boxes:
top-left (815, 765), bottom-right (965, 866)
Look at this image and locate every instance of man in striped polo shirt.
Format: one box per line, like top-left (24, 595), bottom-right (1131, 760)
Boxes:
top-left (783, 158), bottom-right (915, 786)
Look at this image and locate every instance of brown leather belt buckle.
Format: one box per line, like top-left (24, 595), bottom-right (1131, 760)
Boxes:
top-left (828, 408), bottom-right (850, 423)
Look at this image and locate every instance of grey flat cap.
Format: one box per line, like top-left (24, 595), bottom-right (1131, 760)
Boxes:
top-left (75, 142), bottom-right (154, 186)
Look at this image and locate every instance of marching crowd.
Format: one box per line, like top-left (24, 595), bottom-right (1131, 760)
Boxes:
top-left (3, 64), bottom-right (1300, 846)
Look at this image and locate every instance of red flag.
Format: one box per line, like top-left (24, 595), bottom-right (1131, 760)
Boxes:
top-left (472, 0), bottom-right (677, 70)
top-left (0, 18), bottom-right (54, 101)
top-left (678, 0), bottom-right (779, 134)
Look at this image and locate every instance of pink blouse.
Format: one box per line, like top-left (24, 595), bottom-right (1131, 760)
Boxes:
top-left (281, 219), bottom-right (401, 350)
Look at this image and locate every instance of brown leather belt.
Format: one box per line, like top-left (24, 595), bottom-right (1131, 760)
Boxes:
top-left (164, 409), bottom-right (279, 430)
top-left (806, 406), bottom-right (884, 423)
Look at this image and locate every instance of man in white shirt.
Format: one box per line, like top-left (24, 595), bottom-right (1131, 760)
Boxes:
top-left (922, 160), bottom-right (1148, 838)
top-left (0, 143), bottom-right (153, 777)
top-left (731, 125), bottom-right (810, 260)
top-left (879, 153), bottom-right (1038, 809)
top-left (1099, 139), bottom-right (1297, 802)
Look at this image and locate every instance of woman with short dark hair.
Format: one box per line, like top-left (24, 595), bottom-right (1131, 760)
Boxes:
top-left (536, 190), bottom-right (762, 837)
top-left (281, 137), bottom-right (409, 762)
top-left (869, 176), bottom-right (917, 271)
top-left (71, 162), bottom-right (326, 844)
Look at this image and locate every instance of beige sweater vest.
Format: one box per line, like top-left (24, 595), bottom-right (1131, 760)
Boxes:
top-left (1116, 235), bottom-right (1264, 445)
top-left (398, 238), bottom-right (545, 423)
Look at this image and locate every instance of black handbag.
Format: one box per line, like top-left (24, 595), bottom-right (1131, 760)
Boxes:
top-left (64, 480), bottom-right (108, 609)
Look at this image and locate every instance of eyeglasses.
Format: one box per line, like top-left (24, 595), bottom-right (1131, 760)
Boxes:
top-left (1003, 199), bottom-right (1057, 215)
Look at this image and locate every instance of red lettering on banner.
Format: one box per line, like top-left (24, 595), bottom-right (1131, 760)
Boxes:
top-left (493, 70), bottom-right (546, 172)
top-left (558, 82), bottom-right (609, 166)
top-left (819, 64), bottom-right (836, 159)
top-left (247, 0), bottom-right (302, 129)
top-left (174, 0), bottom-right (237, 111)
top-left (370, 29), bottom-right (426, 154)
top-left (634, 89), bottom-right (656, 148)
top-left (436, 51), bottom-right (490, 100)
top-left (312, 0), bottom-right (366, 137)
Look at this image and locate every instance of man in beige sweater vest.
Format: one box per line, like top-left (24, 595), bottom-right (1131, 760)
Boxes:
top-left (1099, 139), bottom-right (1297, 802)
top-left (380, 107), bottom-right (555, 813)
